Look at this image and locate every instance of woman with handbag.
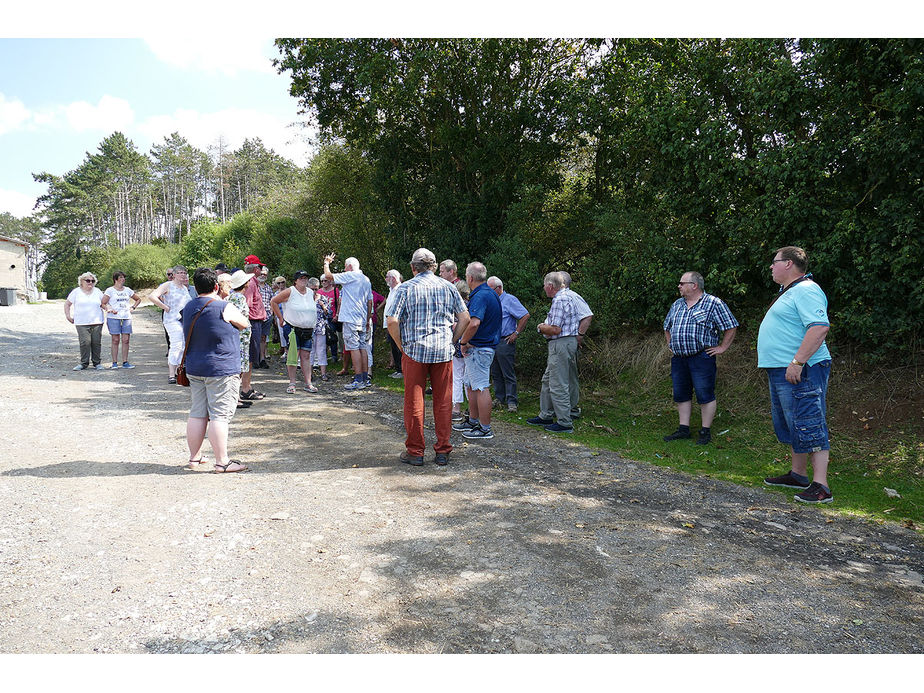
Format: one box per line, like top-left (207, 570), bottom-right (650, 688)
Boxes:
top-left (179, 268), bottom-right (251, 473)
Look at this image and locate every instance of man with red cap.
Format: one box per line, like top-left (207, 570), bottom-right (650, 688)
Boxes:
top-left (240, 255), bottom-right (268, 401)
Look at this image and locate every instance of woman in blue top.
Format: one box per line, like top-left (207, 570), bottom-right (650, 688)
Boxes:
top-left (181, 268), bottom-right (250, 473)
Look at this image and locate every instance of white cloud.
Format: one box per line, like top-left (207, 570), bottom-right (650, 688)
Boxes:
top-left (0, 188), bottom-right (38, 218)
top-left (0, 93), bottom-right (31, 136)
top-left (144, 37), bottom-right (276, 76)
top-left (138, 107), bottom-right (315, 166)
top-left (63, 95), bottom-right (135, 133)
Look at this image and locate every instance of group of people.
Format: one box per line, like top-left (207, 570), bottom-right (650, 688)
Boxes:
top-left (384, 249), bottom-right (595, 465)
top-left (658, 246), bottom-right (833, 504)
top-left (62, 244), bottom-right (834, 501)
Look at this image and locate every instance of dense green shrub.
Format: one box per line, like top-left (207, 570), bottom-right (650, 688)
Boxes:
top-left (99, 243), bottom-right (177, 290)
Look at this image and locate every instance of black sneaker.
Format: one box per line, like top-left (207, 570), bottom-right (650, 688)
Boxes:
top-left (434, 452), bottom-right (450, 466)
top-left (462, 424), bottom-right (494, 440)
top-left (763, 471), bottom-right (811, 489)
top-left (696, 430), bottom-right (711, 445)
top-left (527, 416), bottom-right (554, 426)
top-left (663, 428), bottom-right (691, 441)
top-left (795, 482), bottom-right (833, 504)
top-left (544, 422), bottom-right (574, 434)
top-left (452, 416), bottom-right (476, 432)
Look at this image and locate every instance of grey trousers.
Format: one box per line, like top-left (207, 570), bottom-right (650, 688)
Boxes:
top-left (490, 339), bottom-right (518, 405)
top-left (76, 324), bottom-right (103, 367)
top-left (539, 336), bottom-right (579, 426)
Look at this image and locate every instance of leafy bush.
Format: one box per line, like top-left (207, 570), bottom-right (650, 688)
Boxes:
top-left (100, 243), bottom-right (177, 290)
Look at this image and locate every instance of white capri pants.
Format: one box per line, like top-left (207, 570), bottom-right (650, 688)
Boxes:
top-left (311, 329), bottom-right (328, 366)
top-left (452, 354), bottom-right (466, 405)
top-left (165, 319), bottom-right (185, 366)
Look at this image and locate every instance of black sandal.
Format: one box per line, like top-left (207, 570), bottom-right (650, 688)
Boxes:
top-left (241, 389), bottom-right (265, 400)
top-left (214, 460), bottom-right (249, 474)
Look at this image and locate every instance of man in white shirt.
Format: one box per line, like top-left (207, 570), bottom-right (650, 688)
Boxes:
top-left (323, 253), bottom-right (373, 389)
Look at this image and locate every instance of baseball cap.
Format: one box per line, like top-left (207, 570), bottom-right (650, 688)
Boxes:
top-left (293, 270), bottom-right (309, 280)
top-left (244, 254), bottom-right (264, 266)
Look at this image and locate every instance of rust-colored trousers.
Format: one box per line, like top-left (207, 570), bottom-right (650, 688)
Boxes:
top-left (402, 355), bottom-right (453, 456)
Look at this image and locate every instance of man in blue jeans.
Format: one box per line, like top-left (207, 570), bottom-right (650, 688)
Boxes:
top-left (759, 246), bottom-right (833, 504)
top-left (663, 271), bottom-right (739, 445)
top-left (453, 262), bottom-right (502, 440)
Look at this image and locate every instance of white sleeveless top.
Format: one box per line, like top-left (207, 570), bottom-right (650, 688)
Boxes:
top-left (283, 287), bottom-right (317, 329)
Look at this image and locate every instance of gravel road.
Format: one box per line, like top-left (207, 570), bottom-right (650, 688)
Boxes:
top-left (1, 302), bottom-right (922, 654)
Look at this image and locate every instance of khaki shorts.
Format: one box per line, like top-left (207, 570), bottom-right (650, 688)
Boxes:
top-left (189, 374), bottom-right (241, 422)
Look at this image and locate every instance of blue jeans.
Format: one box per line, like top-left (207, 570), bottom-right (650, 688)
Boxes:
top-left (767, 361), bottom-right (831, 453)
top-left (671, 352), bottom-right (716, 404)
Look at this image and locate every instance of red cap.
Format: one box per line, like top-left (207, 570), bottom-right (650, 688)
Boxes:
top-left (244, 254), bottom-right (263, 266)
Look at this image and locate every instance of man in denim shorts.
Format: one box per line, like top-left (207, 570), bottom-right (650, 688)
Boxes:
top-left (662, 271), bottom-right (739, 445)
top-left (452, 262), bottom-right (502, 440)
top-left (758, 246), bottom-right (833, 504)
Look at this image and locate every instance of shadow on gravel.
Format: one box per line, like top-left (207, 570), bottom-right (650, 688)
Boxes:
top-left (3, 460), bottom-right (189, 477)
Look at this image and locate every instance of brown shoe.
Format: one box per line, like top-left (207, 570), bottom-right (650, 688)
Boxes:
top-left (399, 451), bottom-right (424, 466)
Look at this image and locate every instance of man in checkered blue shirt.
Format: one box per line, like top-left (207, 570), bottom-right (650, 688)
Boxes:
top-left (527, 271), bottom-right (591, 434)
top-left (386, 248), bottom-right (470, 467)
top-left (662, 271), bottom-right (738, 445)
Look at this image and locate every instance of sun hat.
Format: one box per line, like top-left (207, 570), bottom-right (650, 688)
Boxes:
top-left (229, 269), bottom-right (254, 290)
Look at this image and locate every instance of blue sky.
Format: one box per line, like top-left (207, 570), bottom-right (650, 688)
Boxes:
top-left (0, 37), bottom-right (314, 217)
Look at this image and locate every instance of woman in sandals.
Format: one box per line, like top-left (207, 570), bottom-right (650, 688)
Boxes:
top-left (149, 266), bottom-right (192, 384)
top-left (270, 269), bottom-right (319, 394)
top-left (181, 268), bottom-right (250, 473)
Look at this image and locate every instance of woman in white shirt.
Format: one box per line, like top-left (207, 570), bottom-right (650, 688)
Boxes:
top-left (100, 271), bottom-right (142, 369)
top-left (149, 266), bottom-right (192, 384)
top-left (64, 272), bottom-right (106, 370)
top-left (270, 270), bottom-right (318, 394)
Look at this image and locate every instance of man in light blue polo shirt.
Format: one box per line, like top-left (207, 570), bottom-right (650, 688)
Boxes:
top-left (487, 276), bottom-right (530, 413)
top-left (323, 253), bottom-right (373, 389)
top-left (453, 262), bottom-right (502, 440)
top-left (758, 246), bottom-right (833, 504)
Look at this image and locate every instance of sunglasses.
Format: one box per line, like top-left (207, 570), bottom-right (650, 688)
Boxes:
top-left (84, 279), bottom-right (96, 283)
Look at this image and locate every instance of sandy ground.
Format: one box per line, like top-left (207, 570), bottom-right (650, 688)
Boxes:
top-left (0, 301), bottom-right (922, 654)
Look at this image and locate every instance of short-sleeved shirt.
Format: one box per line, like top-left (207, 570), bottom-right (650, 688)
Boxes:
top-left (104, 286), bottom-right (135, 320)
top-left (497, 291), bottom-right (529, 336)
top-left (757, 280), bottom-right (831, 368)
top-left (563, 288), bottom-right (593, 321)
top-left (160, 282), bottom-right (190, 325)
top-left (67, 287), bottom-right (105, 325)
top-left (386, 271), bottom-right (467, 363)
top-left (331, 270), bottom-right (372, 326)
top-left (663, 293), bottom-right (739, 357)
top-left (544, 289), bottom-right (583, 339)
top-left (243, 277), bottom-right (266, 321)
top-left (466, 282), bottom-right (502, 347)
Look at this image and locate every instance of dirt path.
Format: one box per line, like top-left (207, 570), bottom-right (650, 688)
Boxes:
top-left (1, 302), bottom-right (922, 653)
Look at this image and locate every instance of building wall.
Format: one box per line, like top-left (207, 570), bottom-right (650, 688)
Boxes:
top-left (0, 241), bottom-right (28, 293)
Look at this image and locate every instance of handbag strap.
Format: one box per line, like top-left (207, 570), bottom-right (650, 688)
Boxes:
top-left (179, 298), bottom-right (218, 367)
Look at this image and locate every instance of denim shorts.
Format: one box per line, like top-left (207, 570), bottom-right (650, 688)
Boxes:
top-left (291, 325), bottom-right (313, 351)
top-left (767, 360), bottom-right (831, 453)
top-left (670, 352), bottom-right (716, 404)
top-left (463, 346), bottom-right (495, 391)
top-left (106, 318), bottom-right (132, 335)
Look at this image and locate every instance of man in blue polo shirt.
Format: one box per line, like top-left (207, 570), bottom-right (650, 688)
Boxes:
top-left (662, 271), bottom-right (738, 445)
top-left (759, 246), bottom-right (833, 504)
top-left (453, 262), bottom-right (502, 440)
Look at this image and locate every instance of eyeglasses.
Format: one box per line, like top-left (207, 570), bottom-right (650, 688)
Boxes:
top-left (84, 279), bottom-right (96, 283)
top-left (770, 258), bottom-right (790, 265)
top-left (678, 281), bottom-right (695, 285)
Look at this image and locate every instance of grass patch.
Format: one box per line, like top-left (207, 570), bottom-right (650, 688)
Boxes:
top-left (372, 330), bottom-right (923, 531)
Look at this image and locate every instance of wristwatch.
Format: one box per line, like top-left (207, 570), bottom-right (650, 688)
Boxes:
top-left (790, 358), bottom-right (804, 366)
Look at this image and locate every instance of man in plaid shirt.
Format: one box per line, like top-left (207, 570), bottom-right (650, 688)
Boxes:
top-left (386, 248), bottom-right (470, 466)
top-left (662, 271), bottom-right (738, 445)
top-left (528, 271), bottom-right (590, 434)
